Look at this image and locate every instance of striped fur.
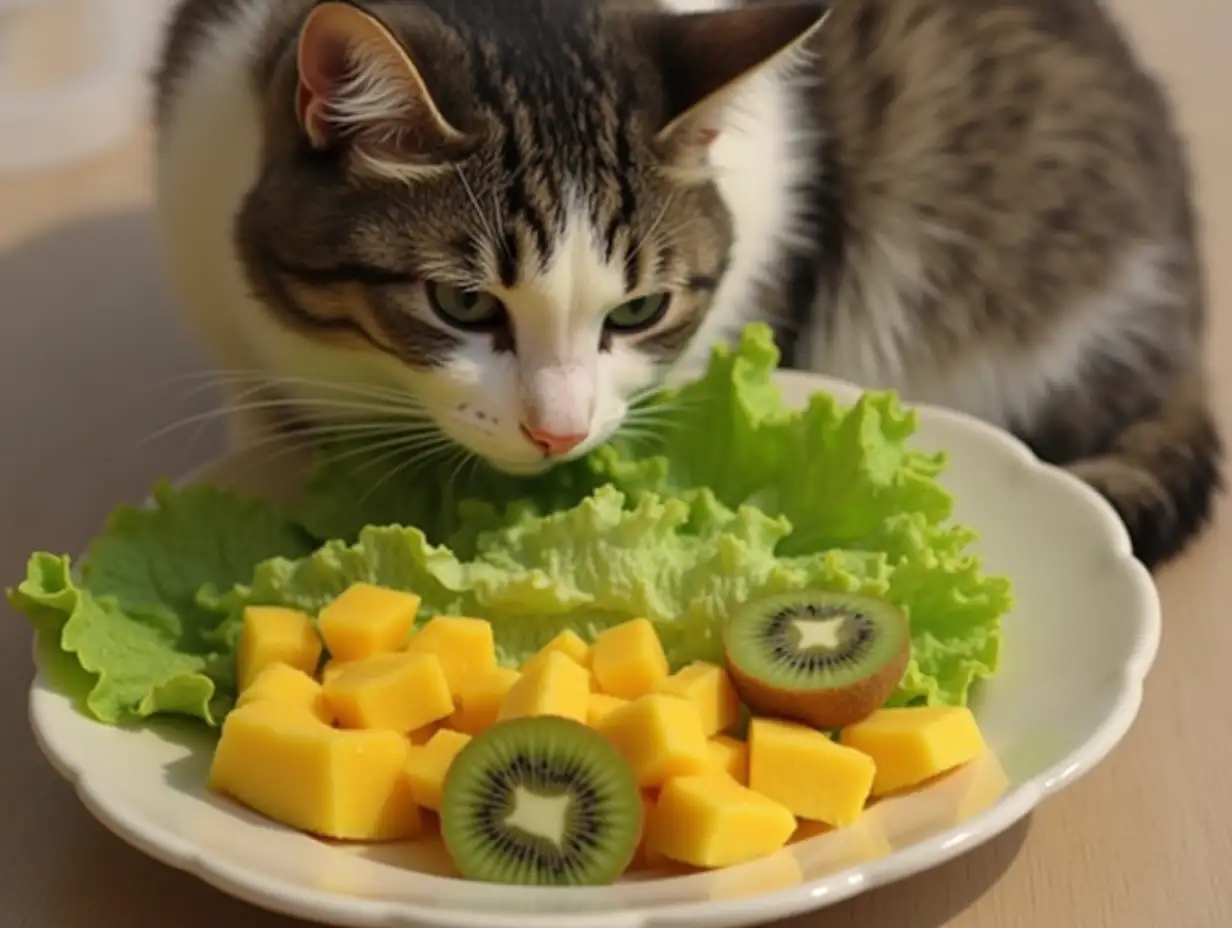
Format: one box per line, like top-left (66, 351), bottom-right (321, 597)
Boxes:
top-left (154, 0), bottom-right (1222, 567)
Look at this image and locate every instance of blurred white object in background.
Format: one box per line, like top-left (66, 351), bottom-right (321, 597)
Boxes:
top-left (0, 0), bottom-right (171, 173)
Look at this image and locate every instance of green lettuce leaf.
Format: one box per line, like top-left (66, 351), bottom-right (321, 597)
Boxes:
top-left (292, 326), bottom-right (953, 557)
top-left (291, 435), bottom-right (606, 551)
top-left (597, 330), bottom-right (954, 553)
top-left (225, 485), bottom-right (1003, 707)
top-left (8, 484), bottom-right (314, 724)
top-left (9, 323), bottom-right (1012, 729)
top-left (223, 485), bottom-right (890, 668)
top-left (281, 324), bottom-right (1008, 707)
top-left (869, 515), bottom-right (1010, 706)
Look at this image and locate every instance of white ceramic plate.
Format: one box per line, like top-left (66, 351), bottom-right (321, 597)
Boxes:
top-left (27, 371), bottom-right (1162, 928)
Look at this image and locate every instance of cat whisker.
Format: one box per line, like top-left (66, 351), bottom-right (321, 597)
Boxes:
top-left (353, 435), bottom-right (460, 512)
top-left (163, 369), bottom-right (430, 408)
top-left (621, 414), bottom-right (677, 431)
top-left (631, 389), bottom-right (708, 410)
top-left (613, 423), bottom-right (661, 439)
top-left (444, 445), bottom-right (475, 493)
top-left (611, 427), bottom-right (668, 450)
top-left (202, 414), bottom-right (419, 463)
top-left (626, 191), bottom-right (676, 267)
top-left (162, 385), bottom-right (432, 434)
top-left (453, 164), bottom-right (510, 268)
top-left (311, 435), bottom-right (451, 505)
top-left (298, 419), bottom-right (444, 440)
top-left (166, 417), bottom-right (447, 492)
top-left (294, 421), bottom-right (451, 457)
top-left (622, 406), bottom-right (684, 427)
top-left (143, 396), bottom-right (438, 447)
top-left (624, 393), bottom-right (707, 420)
top-left (173, 375), bottom-right (273, 455)
top-left (619, 413), bottom-right (690, 436)
top-left (173, 426), bottom-right (354, 498)
top-left (351, 438), bottom-right (457, 480)
top-left (314, 430), bottom-right (457, 479)
top-left (463, 450), bottom-right (484, 486)
top-left (627, 381), bottom-right (688, 406)
top-left (644, 216), bottom-right (707, 245)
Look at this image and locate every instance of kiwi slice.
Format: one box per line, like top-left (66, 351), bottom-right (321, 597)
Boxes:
top-left (724, 589), bottom-right (911, 729)
top-left (439, 716), bottom-right (643, 886)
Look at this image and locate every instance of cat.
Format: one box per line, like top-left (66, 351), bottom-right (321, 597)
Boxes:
top-left (152, 0), bottom-right (1223, 569)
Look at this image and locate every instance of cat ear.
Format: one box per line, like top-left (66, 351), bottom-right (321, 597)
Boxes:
top-left (295, 1), bottom-right (467, 171)
top-left (643, 3), bottom-right (830, 151)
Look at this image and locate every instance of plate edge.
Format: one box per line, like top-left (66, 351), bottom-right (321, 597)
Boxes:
top-left (22, 370), bottom-right (1164, 928)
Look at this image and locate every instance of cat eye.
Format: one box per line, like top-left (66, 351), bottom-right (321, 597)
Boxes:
top-left (604, 293), bottom-right (672, 333)
top-left (425, 281), bottom-right (505, 329)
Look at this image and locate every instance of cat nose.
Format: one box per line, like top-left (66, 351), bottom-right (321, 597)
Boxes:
top-left (519, 423), bottom-right (588, 456)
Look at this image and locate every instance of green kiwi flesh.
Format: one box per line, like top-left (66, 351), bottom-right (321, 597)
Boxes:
top-left (439, 716), bottom-right (642, 886)
top-left (724, 589), bottom-right (911, 729)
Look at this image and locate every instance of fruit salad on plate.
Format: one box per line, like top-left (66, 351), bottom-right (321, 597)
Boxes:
top-left (211, 583), bottom-right (989, 884)
top-left (7, 324), bottom-right (1012, 887)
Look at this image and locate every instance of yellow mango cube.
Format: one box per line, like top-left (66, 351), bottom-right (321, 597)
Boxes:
top-left (497, 651), bottom-right (591, 724)
top-left (521, 629), bottom-right (592, 677)
top-left (789, 819), bottom-right (832, 844)
top-left (320, 659), bottom-right (351, 686)
top-left (595, 694), bottom-right (711, 787)
top-left (404, 728), bottom-right (472, 811)
top-left (656, 661), bottom-right (741, 736)
top-left (324, 652), bottom-right (454, 732)
top-left (748, 719), bottom-right (875, 827)
top-left (409, 722), bottom-right (442, 745)
top-left (209, 702), bottom-right (421, 841)
top-left (839, 706), bottom-right (987, 796)
top-left (707, 735), bottom-right (749, 785)
top-left (590, 618), bottom-right (669, 699)
top-left (588, 618), bottom-right (670, 700)
top-left (628, 791), bottom-right (668, 871)
top-left (318, 583), bottom-right (420, 662)
top-left (587, 693), bottom-right (628, 727)
top-left (236, 606), bottom-right (322, 692)
top-left (235, 662), bottom-right (332, 724)
top-left (646, 774), bottom-right (796, 868)
top-left (403, 616), bottom-right (496, 691)
top-left (449, 667), bottom-right (521, 734)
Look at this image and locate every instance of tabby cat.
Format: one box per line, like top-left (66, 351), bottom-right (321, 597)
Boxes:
top-left (153, 0), bottom-right (1223, 568)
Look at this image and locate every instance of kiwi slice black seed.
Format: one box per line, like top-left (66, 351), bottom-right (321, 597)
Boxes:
top-left (439, 716), bottom-right (643, 886)
top-left (724, 589), bottom-right (911, 729)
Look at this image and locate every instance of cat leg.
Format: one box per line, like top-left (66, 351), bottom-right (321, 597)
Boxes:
top-left (1065, 371), bottom-right (1223, 569)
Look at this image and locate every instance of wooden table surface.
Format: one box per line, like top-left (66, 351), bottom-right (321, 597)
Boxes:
top-left (2, 2), bottom-right (1229, 926)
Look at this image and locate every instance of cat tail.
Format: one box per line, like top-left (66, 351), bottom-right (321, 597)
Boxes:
top-left (1066, 372), bottom-right (1224, 570)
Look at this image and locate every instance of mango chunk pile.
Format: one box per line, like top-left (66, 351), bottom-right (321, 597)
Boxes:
top-left (210, 582), bottom-right (990, 879)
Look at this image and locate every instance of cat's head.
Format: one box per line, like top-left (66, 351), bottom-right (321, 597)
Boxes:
top-left (236, 0), bottom-right (824, 474)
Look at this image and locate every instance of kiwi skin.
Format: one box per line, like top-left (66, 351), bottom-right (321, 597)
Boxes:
top-left (439, 715), bottom-right (643, 886)
top-left (724, 590), bottom-right (911, 729)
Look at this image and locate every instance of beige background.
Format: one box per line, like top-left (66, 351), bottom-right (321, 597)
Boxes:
top-left (1, 1), bottom-right (1229, 925)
